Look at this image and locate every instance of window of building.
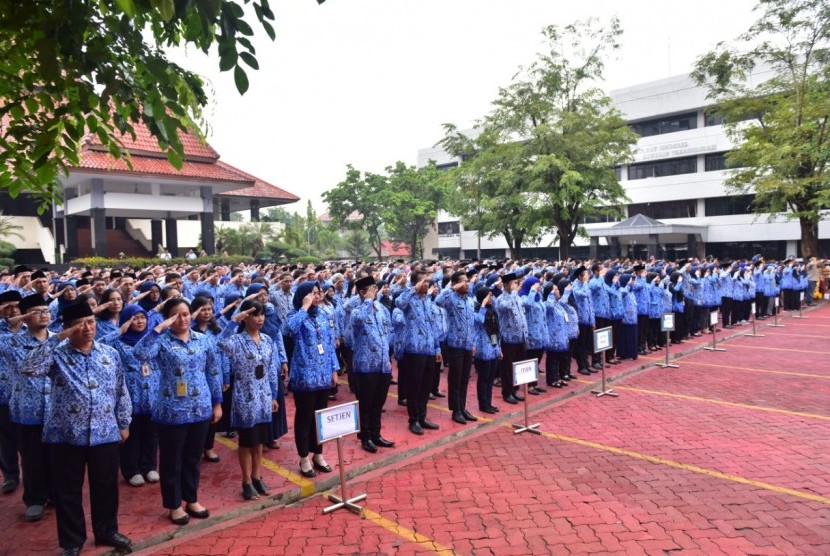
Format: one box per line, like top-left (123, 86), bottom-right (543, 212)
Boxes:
top-left (435, 162), bottom-right (459, 172)
top-left (630, 112), bottom-right (697, 137)
top-left (613, 166), bottom-right (622, 180)
top-left (704, 114), bottom-right (726, 127)
top-left (582, 212), bottom-right (622, 224)
top-left (628, 156), bottom-right (697, 180)
top-left (627, 200), bottom-right (697, 220)
top-left (437, 221), bottom-right (460, 235)
top-left (704, 151), bottom-right (744, 172)
top-left (704, 195), bottom-right (755, 217)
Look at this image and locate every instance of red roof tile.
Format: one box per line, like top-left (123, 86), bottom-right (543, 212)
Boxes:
top-left (215, 161), bottom-right (300, 201)
top-left (381, 240), bottom-right (411, 257)
top-left (84, 121), bottom-right (219, 161)
top-left (76, 151), bottom-right (252, 184)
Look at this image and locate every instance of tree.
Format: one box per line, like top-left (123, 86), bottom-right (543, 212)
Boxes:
top-left (0, 210), bottom-right (24, 242)
top-left (440, 19), bottom-right (636, 259)
top-left (383, 161), bottom-right (447, 260)
top-left (692, 0), bottom-right (830, 258)
top-left (0, 0), bottom-right (324, 210)
top-left (323, 165), bottom-right (389, 260)
top-left (342, 229), bottom-right (372, 261)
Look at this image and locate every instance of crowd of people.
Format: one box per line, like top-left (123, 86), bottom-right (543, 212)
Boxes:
top-left (0, 254), bottom-right (825, 555)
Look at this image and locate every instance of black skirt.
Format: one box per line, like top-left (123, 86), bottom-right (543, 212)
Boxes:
top-left (237, 422), bottom-right (271, 448)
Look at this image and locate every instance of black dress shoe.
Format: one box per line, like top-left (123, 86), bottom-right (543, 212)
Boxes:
top-left (96, 531), bottom-right (132, 550)
top-left (432, 391), bottom-right (446, 398)
top-left (409, 422), bottom-right (424, 435)
top-left (299, 464), bottom-right (317, 478)
top-left (533, 386), bottom-right (547, 393)
top-left (578, 368), bottom-right (591, 376)
top-left (169, 512), bottom-right (190, 526)
top-left (489, 405), bottom-right (500, 412)
top-left (481, 407), bottom-right (497, 414)
top-left (390, 378), bottom-right (398, 385)
top-left (252, 477), bottom-right (269, 496)
top-left (2, 479), bottom-right (18, 494)
top-left (513, 393), bottom-right (525, 401)
top-left (373, 436), bottom-right (395, 448)
top-left (451, 411), bottom-right (467, 425)
top-left (428, 393), bottom-right (436, 400)
top-left (185, 505), bottom-right (210, 519)
top-left (361, 439), bottom-right (378, 453)
top-left (419, 419), bottom-right (440, 430)
top-left (527, 388), bottom-right (540, 395)
top-left (242, 482), bottom-right (259, 500)
top-left (398, 399), bottom-right (408, 406)
top-left (62, 548), bottom-right (82, 556)
top-left (461, 410), bottom-right (478, 421)
top-left (592, 363), bottom-right (604, 370)
top-left (312, 458), bottom-right (332, 473)
top-left (503, 395), bottom-right (519, 404)
top-left (202, 452), bottom-right (220, 463)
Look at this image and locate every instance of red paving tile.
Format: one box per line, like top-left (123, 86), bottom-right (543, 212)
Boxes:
top-left (3, 304), bottom-right (830, 554)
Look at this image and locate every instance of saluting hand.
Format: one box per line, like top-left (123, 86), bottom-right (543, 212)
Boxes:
top-left (119, 316), bottom-right (135, 335)
top-left (301, 293), bottom-right (314, 311)
top-left (231, 306), bottom-right (256, 323)
top-left (93, 301), bottom-right (112, 315)
top-left (154, 313), bottom-right (179, 333)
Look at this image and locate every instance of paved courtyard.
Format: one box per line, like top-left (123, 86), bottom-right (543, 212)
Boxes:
top-left (2, 305), bottom-right (829, 555)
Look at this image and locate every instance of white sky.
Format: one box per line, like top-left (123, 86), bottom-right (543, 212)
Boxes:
top-left (169, 0), bottom-right (760, 216)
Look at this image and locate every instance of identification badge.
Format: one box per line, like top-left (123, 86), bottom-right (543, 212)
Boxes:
top-left (490, 334), bottom-right (498, 346)
top-left (141, 363), bottom-right (151, 377)
top-left (255, 364), bottom-right (265, 380)
top-left (176, 380), bottom-right (188, 397)
top-left (317, 343), bottom-right (325, 355)
top-left (329, 319), bottom-right (335, 328)
top-left (563, 312), bottom-right (569, 323)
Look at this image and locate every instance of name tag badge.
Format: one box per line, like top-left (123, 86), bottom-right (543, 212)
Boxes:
top-left (176, 380), bottom-right (188, 397)
top-left (490, 334), bottom-right (498, 346)
top-left (329, 319), bottom-right (335, 328)
top-left (317, 343), bottom-right (325, 355)
top-left (141, 363), bottom-right (151, 378)
top-left (563, 313), bottom-right (569, 323)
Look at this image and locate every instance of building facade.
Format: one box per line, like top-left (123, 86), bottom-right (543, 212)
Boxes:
top-left (419, 68), bottom-right (830, 261)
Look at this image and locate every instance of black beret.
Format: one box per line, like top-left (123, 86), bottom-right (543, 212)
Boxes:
top-left (354, 276), bottom-right (376, 291)
top-left (19, 294), bottom-right (47, 313)
top-left (0, 290), bottom-right (23, 304)
top-left (501, 272), bottom-right (518, 284)
top-left (62, 302), bottom-right (94, 325)
top-left (13, 265), bottom-right (31, 277)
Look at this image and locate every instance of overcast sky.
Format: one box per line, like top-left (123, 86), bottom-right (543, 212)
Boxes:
top-left (169, 0), bottom-right (760, 216)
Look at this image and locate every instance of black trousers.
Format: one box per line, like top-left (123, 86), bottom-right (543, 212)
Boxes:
top-left (474, 359), bottom-right (498, 410)
top-left (403, 353), bottom-right (436, 424)
top-left (354, 373), bottom-right (391, 441)
top-left (17, 424), bottom-right (51, 507)
top-left (49, 441), bottom-right (119, 549)
top-left (156, 420), bottom-right (209, 510)
top-left (293, 389), bottom-right (329, 457)
top-left (721, 297), bottom-right (733, 327)
top-left (499, 342), bottom-right (526, 398)
top-left (341, 345), bottom-right (356, 392)
top-left (120, 414), bottom-right (158, 480)
top-left (545, 351), bottom-right (570, 384)
top-left (608, 319), bottom-right (621, 362)
top-left (575, 325), bottom-right (593, 370)
top-left (445, 347), bottom-right (473, 412)
top-left (637, 315), bottom-right (649, 351)
top-left (0, 404), bottom-right (19, 483)
top-left (670, 311), bottom-right (687, 343)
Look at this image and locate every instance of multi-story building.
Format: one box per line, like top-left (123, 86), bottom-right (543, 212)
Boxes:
top-left (419, 68), bottom-right (830, 261)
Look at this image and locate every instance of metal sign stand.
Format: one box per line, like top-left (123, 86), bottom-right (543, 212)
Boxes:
top-left (511, 359), bottom-right (541, 435)
top-left (657, 312), bottom-right (678, 368)
top-left (767, 296), bottom-right (785, 328)
top-left (703, 311), bottom-right (726, 352)
top-left (745, 302), bottom-right (765, 338)
top-left (323, 436), bottom-right (367, 515)
top-left (591, 327), bottom-right (618, 398)
top-left (791, 292), bottom-right (808, 319)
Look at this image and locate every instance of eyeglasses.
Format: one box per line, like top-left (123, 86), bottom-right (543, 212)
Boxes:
top-left (29, 309), bottom-right (51, 316)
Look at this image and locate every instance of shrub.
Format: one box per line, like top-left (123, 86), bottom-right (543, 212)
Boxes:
top-left (292, 255), bottom-right (322, 266)
top-left (71, 255), bottom-right (255, 269)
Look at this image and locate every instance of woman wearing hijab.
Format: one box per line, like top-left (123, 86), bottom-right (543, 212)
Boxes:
top-left (95, 288), bottom-right (124, 339)
top-left (617, 274), bottom-right (639, 360)
top-left (604, 270), bottom-right (623, 365)
top-left (218, 300), bottom-right (281, 501)
top-left (287, 281), bottom-right (339, 478)
top-left (49, 282), bottom-right (77, 321)
top-left (543, 282), bottom-right (570, 388)
top-left (519, 275), bottom-right (547, 395)
top-left (473, 285), bottom-right (501, 414)
top-left (107, 304), bottom-right (161, 487)
top-left (646, 273), bottom-right (663, 351)
top-left (669, 271), bottom-right (687, 344)
top-left (570, 266), bottom-right (596, 375)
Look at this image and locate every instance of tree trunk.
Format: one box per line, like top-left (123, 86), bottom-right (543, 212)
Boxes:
top-left (800, 218), bottom-right (819, 258)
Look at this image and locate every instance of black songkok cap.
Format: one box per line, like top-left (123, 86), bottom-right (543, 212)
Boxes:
top-left (0, 290), bottom-right (23, 304)
top-left (13, 265), bottom-right (31, 277)
top-left (354, 276), bottom-right (376, 291)
top-left (19, 294), bottom-right (47, 313)
top-left (62, 302), bottom-right (94, 325)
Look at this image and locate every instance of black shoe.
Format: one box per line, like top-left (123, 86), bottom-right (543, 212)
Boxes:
top-left (592, 363), bottom-right (603, 370)
top-left (252, 478), bottom-right (269, 496)
top-left (461, 410), bottom-right (478, 422)
top-left (242, 482), bottom-right (259, 500)
top-left (420, 419), bottom-right (439, 430)
top-left (24, 504), bottom-right (45, 522)
top-left (312, 457), bottom-right (332, 473)
top-left (185, 504), bottom-right (210, 519)
top-left (432, 391), bottom-right (446, 398)
top-left (224, 431), bottom-right (237, 438)
top-left (361, 439), bottom-right (378, 453)
top-left (489, 405), bottom-right (500, 412)
top-left (96, 531), bottom-right (132, 550)
top-left (563, 375), bottom-right (574, 381)
top-left (514, 393), bottom-right (525, 401)
top-left (481, 407), bottom-right (497, 414)
top-left (373, 436), bottom-right (395, 448)
top-left (578, 368), bottom-right (591, 376)
top-left (299, 463), bottom-right (317, 478)
top-left (62, 549), bottom-right (82, 556)
top-left (409, 422), bottom-right (424, 435)
top-left (1, 479), bottom-right (18, 494)
top-left (169, 512), bottom-right (190, 526)
top-left (588, 368), bottom-right (599, 374)
top-left (451, 411), bottom-right (467, 425)
top-left (503, 395), bottom-right (519, 404)
top-left (398, 399), bottom-right (407, 406)
top-left (428, 393), bottom-right (436, 400)
top-left (202, 451), bottom-right (220, 463)
top-left (552, 381), bottom-right (564, 388)
top-left (390, 378), bottom-right (398, 385)
top-left (533, 386), bottom-right (547, 393)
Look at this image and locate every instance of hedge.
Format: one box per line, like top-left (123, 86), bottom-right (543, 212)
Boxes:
top-left (71, 255), bottom-right (256, 269)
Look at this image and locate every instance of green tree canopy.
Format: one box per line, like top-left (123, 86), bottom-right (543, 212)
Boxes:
top-left (383, 161), bottom-right (447, 260)
top-left (440, 19), bottom-right (636, 259)
top-left (322, 165), bottom-right (388, 260)
top-left (692, 0), bottom-right (830, 258)
top-left (0, 0), bottom-right (324, 210)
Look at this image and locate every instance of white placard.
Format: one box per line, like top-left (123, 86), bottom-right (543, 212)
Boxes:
top-left (593, 327), bottom-right (613, 353)
top-left (316, 401), bottom-right (360, 444)
top-left (774, 297), bottom-right (780, 308)
top-left (512, 359), bottom-right (538, 387)
top-left (709, 311), bottom-right (719, 326)
top-left (751, 302), bottom-right (756, 315)
top-left (800, 292), bottom-right (805, 301)
top-left (660, 313), bottom-right (675, 332)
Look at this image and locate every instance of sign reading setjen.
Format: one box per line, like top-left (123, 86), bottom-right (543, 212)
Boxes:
top-left (316, 401), bottom-right (360, 444)
top-left (512, 359), bottom-right (538, 386)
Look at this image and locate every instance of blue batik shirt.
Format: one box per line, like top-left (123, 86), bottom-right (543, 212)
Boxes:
top-left (621, 287), bottom-right (638, 325)
top-left (133, 329), bottom-right (222, 425)
top-left (472, 307), bottom-right (501, 361)
top-left (494, 291), bottom-right (528, 345)
top-left (23, 336), bottom-right (131, 446)
top-left (606, 284), bottom-right (623, 321)
top-left (0, 329), bottom-right (52, 425)
top-left (218, 327), bottom-right (282, 429)
top-left (95, 318), bottom-right (117, 340)
top-left (391, 308), bottom-right (407, 362)
top-left (105, 335), bottom-right (161, 416)
top-left (521, 292), bottom-right (548, 351)
top-left (286, 308), bottom-right (339, 392)
top-left (395, 288), bottom-right (441, 356)
top-left (434, 288), bottom-right (475, 351)
top-left (572, 281), bottom-right (596, 327)
top-left (631, 276), bottom-right (649, 315)
top-left (589, 276), bottom-right (610, 319)
top-left (544, 298), bottom-right (570, 353)
top-left (350, 300), bottom-right (392, 374)
top-left (338, 295), bottom-right (362, 347)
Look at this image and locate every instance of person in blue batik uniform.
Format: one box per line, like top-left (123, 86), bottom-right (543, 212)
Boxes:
top-left (218, 300), bottom-right (281, 501)
top-left (350, 276), bottom-right (395, 453)
top-left (0, 290), bottom-right (23, 497)
top-left (472, 285), bottom-right (502, 414)
top-left (435, 271), bottom-right (479, 424)
top-left (495, 273), bottom-right (528, 404)
top-left (94, 288), bottom-right (124, 340)
top-left (571, 267), bottom-right (596, 375)
top-left (1, 294), bottom-right (53, 522)
top-left (542, 282), bottom-right (571, 389)
top-left (287, 282), bottom-right (339, 478)
top-left (103, 304), bottom-right (161, 488)
top-left (133, 298), bottom-right (223, 526)
top-left (616, 274), bottom-right (639, 360)
top-left (519, 275), bottom-right (548, 395)
top-left (23, 302), bottom-right (133, 555)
